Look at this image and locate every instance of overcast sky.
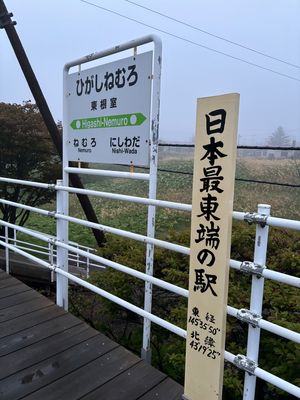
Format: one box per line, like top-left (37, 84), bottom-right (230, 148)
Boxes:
top-left (1, 0), bottom-right (300, 144)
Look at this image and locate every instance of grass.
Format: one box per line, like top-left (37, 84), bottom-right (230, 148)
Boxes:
top-left (17, 155), bottom-right (300, 250)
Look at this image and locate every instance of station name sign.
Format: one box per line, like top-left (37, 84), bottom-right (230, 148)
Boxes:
top-left (65, 51), bottom-right (153, 166)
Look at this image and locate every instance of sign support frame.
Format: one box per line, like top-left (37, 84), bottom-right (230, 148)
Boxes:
top-left (63, 35), bottom-right (162, 361)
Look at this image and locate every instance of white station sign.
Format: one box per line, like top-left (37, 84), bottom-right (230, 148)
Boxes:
top-left (65, 51), bottom-right (153, 166)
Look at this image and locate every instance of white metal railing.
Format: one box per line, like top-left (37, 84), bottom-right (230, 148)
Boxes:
top-left (0, 175), bottom-right (299, 399)
top-left (0, 227), bottom-right (104, 279)
top-left (0, 198), bottom-right (190, 255)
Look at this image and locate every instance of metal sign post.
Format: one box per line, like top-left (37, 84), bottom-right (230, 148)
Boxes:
top-left (141, 38), bottom-right (162, 363)
top-left (63, 36), bottom-right (162, 360)
top-left (184, 93), bottom-right (240, 399)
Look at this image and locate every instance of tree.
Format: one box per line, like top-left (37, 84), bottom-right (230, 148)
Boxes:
top-left (267, 126), bottom-right (291, 147)
top-left (0, 101), bottom-right (61, 234)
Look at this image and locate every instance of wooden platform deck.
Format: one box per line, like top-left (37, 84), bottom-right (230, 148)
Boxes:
top-left (0, 269), bottom-right (183, 400)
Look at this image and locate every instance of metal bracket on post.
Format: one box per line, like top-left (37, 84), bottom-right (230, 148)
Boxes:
top-left (234, 354), bottom-right (257, 375)
top-left (50, 263), bottom-right (56, 284)
top-left (237, 308), bottom-right (262, 328)
top-left (0, 11), bottom-right (16, 29)
top-left (244, 212), bottom-right (268, 227)
top-left (47, 183), bottom-right (56, 192)
top-left (240, 261), bottom-right (266, 278)
top-left (48, 237), bottom-right (56, 246)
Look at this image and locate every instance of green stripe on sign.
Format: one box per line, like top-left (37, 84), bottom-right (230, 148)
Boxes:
top-left (70, 113), bottom-right (147, 130)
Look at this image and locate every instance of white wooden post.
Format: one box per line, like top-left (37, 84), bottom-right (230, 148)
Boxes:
top-left (184, 93), bottom-right (240, 399)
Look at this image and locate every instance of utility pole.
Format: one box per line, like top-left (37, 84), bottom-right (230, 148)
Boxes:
top-left (0, 0), bottom-right (105, 246)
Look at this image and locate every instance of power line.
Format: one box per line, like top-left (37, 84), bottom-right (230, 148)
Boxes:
top-left (158, 167), bottom-right (193, 176)
top-left (237, 145), bottom-right (300, 151)
top-left (235, 178), bottom-right (300, 188)
top-left (159, 143), bottom-right (194, 148)
top-left (79, 0), bottom-right (300, 83)
top-left (127, 165), bottom-right (300, 188)
top-left (158, 143), bottom-right (300, 151)
top-left (124, 0), bottom-right (300, 70)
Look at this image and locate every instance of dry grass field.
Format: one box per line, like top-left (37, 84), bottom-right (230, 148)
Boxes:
top-left (19, 155), bottom-right (300, 249)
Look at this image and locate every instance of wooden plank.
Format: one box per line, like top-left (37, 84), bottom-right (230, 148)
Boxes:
top-left (0, 333), bottom-right (118, 400)
top-left (0, 252), bottom-right (51, 284)
top-left (0, 323), bottom-right (95, 380)
top-left (23, 346), bottom-right (140, 400)
top-left (0, 282), bottom-right (31, 299)
top-left (0, 276), bottom-right (22, 289)
top-left (0, 272), bottom-right (26, 285)
top-left (0, 296), bottom-right (53, 323)
top-left (0, 289), bottom-right (42, 310)
top-left (0, 304), bottom-right (65, 339)
top-left (0, 313), bottom-right (82, 357)
top-left (0, 270), bottom-right (10, 280)
top-left (139, 377), bottom-right (183, 400)
top-left (82, 360), bottom-right (167, 400)
top-left (0, 273), bottom-right (183, 400)
top-left (9, 263), bottom-right (51, 284)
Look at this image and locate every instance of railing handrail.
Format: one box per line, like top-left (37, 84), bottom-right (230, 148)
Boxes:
top-left (0, 216), bottom-right (299, 296)
top-left (0, 231), bottom-right (103, 272)
top-left (1, 176), bottom-right (299, 398)
top-left (2, 236), bottom-right (300, 349)
top-left (1, 175), bottom-right (300, 231)
top-left (1, 236), bottom-right (299, 398)
top-left (1, 219), bottom-right (299, 345)
top-left (0, 234), bottom-right (93, 253)
top-left (0, 198), bottom-right (190, 255)
top-left (1, 210), bottom-right (299, 289)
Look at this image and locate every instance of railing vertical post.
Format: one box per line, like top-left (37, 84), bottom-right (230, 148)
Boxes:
top-left (5, 226), bottom-right (9, 273)
top-left (56, 179), bottom-right (69, 310)
top-left (49, 242), bottom-right (54, 283)
top-left (86, 248), bottom-right (90, 279)
top-left (13, 228), bottom-right (16, 247)
top-left (141, 37), bottom-right (162, 364)
top-left (243, 204), bottom-right (271, 400)
top-left (48, 242), bottom-right (51, 264)
top-left (142, 149), bottom-right (157, 364)
top-left (76, 244), bottom-right (80, 269)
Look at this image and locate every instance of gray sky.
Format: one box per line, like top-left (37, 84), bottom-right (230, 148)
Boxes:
top-left (1, 0), bottom-right (300, 144)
